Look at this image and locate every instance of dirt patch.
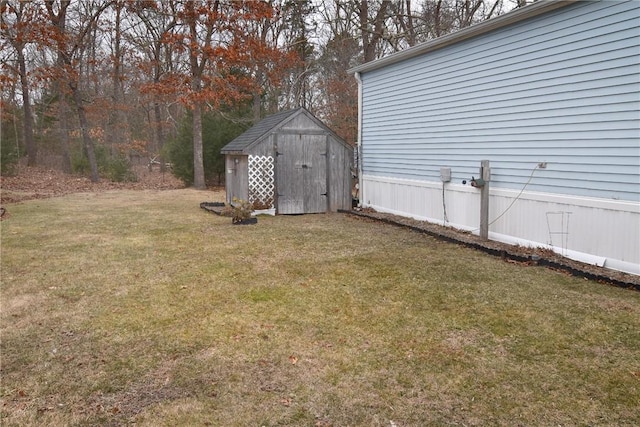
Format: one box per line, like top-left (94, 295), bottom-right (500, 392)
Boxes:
top-left (345, 208), bottom-right (640, 290)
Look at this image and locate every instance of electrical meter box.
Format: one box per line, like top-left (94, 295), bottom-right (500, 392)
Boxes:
top-left (440, 167), bottom-right (451, 182)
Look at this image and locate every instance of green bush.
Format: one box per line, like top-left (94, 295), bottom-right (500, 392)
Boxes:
top-left (163, 118), bottom-right (194, 186)
top-left (165, 110), bottom-right (250, 186)
top-left (1, 109), bottom-right (23, 176)
top-left (105, 155), bottom-right (137, 182)
top-left (1, 142), bottom-right (20, 177)
top-left (71, 144), bottom-right (136, 182)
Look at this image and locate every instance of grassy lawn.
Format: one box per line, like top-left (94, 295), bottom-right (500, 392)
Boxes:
top-left (1, 189), bottom-right (639, 426)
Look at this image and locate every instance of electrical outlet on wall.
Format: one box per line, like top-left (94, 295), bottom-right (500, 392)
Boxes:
top-left (440, 167), bottom-right (451, 182)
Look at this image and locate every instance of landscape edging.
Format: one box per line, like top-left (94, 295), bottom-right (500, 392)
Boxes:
top-left (340, 209), bottom-right (640, 292)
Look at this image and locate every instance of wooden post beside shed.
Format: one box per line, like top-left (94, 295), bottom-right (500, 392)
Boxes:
top-left (221, 108), bottom-right (353, 214)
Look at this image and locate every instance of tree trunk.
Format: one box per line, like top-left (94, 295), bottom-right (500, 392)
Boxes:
top-left (185, 0), bottom-right (208, 190)
top-left (17, 48), bottom-right (37, 166)
top-left (253, 91), bottom-right (261, 122)
top-left (154, 102), bottom-right (167, 172)
top-left (58, 97), bottom-right (73, 173)
top-left (360, 0), bottom-right (391, 62)
top-left (70, 83), bottom-right (100, 182)
top-left (192, 102), bottom-right (205, 189)
top-left (107, 0), bottom-right (127, 154)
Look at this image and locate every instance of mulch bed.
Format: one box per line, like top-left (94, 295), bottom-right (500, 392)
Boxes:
top-left (199, 202), bottom-right (226, 215)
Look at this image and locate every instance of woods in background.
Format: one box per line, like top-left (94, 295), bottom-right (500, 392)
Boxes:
top-left (1, 0), bottom-right (522, 185)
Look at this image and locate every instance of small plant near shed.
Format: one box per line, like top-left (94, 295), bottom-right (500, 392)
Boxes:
top-left (231, 197), bottom-right (255, 224)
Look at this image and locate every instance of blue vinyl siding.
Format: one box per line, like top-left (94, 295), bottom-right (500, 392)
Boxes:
top-left (361, 0), bottom-right (640, 201)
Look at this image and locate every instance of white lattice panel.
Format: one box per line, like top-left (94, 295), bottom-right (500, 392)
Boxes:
top-left (248, 155), bottom-right (275, 208)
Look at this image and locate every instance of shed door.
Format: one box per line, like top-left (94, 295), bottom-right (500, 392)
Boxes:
top-left (277, 134), bottom-right (327, 214)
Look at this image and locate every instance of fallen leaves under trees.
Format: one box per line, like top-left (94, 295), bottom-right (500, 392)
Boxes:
top-left (0, 164), bottom-right (185, 205)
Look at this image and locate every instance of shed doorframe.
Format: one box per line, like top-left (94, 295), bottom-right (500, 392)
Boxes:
top-left (275, 133), bottom-right (328, 214)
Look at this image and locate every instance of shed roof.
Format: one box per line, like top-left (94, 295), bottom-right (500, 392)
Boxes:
top-left (220, 108), bottom-right (302, 154)
top-left (348, 0), bottom-right (576, 75)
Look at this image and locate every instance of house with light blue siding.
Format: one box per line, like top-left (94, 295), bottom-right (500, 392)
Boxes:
top-left (350, 0), bottom-right (640, 275)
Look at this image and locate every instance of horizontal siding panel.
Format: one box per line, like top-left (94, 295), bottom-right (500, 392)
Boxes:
top-left (365, 1), bottom-right (637, 87)
top-left (364, 71), bottom-right (639, 118)
top-left (366, 30), bottom-right (638, 96)
top-left (365, 157), bottom-right (640, 178)
top-left (362, 163), bottom-right (632, 183)
top-left (364, 61), bottom-right (639, 115)
top-left (365, 93), bottom-right (640, 119)
top-left (362, 130), bottom-right (639, 144)
top-left (363, 136), bottom-right (640, 150)
top-left (360, 0), bottom-right (640, 202)
top-left (363, 154), bottom-right (640, 164)
top-left (364, 115), bottom-right (639, 134)
top-left (364, 151), bottom-right (639, 160)
top-left (364, 16), bottom-right (638, 88)
top-left (364, 154), bottom-right (640, 174)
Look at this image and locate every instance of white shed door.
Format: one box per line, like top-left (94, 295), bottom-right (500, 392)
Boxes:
top-left (276, 134), bottom-right (327, 214)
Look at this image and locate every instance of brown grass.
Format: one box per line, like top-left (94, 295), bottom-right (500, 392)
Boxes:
top-left (1, 189), bottom-right (639, 426)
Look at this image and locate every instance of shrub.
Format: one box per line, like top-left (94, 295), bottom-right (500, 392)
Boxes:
top-left (1, 108), bottom-right (23, 176)
top-left (165, 110), bottom-right (250, 186)
top-left (71, 144), bottom-right (136, 182)
top-left (106, 156), bottom-right (137, 182)
top-left (231, 198), bottom-right (253, 223)
top-left (0, 143), bottom-right (20, 177)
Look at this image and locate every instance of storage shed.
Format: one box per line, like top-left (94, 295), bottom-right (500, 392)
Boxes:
top-left (221, 107), bottom-right (353, 214)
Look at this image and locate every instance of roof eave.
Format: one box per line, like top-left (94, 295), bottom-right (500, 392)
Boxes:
top-left (348, 0), bottom-right (578, 75)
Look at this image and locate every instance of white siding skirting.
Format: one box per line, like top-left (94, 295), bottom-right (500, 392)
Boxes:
top-left (361, 175), bottom-right (640, 276)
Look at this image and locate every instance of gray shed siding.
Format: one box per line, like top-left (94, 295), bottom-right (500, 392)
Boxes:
top-left (273, 114), bottom-right (354, 213)
top-left (361, 0), bottom-right (640, 201)
top-left (221, 108), bottom-right (353, 213)
top-left (225, 155), bottom-right (249, 201)
top-left (327, 134), bottom-right (354, 211)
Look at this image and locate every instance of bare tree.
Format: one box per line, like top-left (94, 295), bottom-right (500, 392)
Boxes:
top-left (43, 0), bottom-right (113, 182)
top-left (128, 0), bottom-right (179, 167)
top-left (230, 0), bottom-right (301, 121)
top-left (359, 0), bottom-right (392, 62)
top-left (317, 31), bottom-right (360, 143)
top-left (105, 0), bottom-right (128, 153)
top-left (1, 0), bottom-right (38, 165)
